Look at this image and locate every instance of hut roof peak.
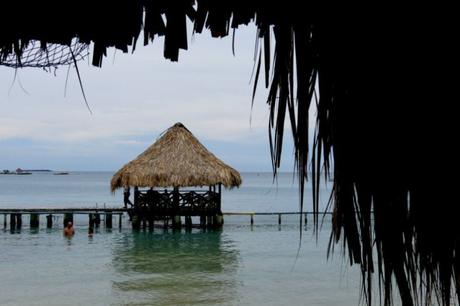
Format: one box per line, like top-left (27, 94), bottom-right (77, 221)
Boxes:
top-left (173, 122), bottom-right (185, 128)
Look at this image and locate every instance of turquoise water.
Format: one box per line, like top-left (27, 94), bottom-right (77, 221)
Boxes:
top-left (0, 173), bottom-right (363, 305)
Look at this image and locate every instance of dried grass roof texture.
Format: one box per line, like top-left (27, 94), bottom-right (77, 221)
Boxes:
top-left (111, 123), bottom-right (241, 191)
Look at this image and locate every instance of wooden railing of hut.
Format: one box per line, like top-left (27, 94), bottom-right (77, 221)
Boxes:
top-left (130, 185), bottom-right (223, 229)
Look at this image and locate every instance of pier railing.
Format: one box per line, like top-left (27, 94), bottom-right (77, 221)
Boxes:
top-left (136, 190), bottom-right (220, 216)
top-left (0, 208), bottom-right (333, 231)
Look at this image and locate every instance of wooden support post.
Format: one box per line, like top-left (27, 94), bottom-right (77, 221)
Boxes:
top-left (185, 216), bottom-right (192, 228)
top-left (105, 212), bottom-right (112, 228)
top-left (200, 215), bottom-right (206, 228)
top-left (148, 217), bottom-right (154, 231)
top-left (304, 213), bottom-right (308, 226)
top-left (207, 216), bottom-right (213, 228)
top-left (89, 214), bottom-right (94, 228)
top-left (131, 215), bottom-right (141, 230)
top-left (4, 214), bottom-right (6, 229)
top-left (63, 213), bottom-right (73, 227)
top-left (30, 213), bottom-right (39, 228)
top-left (172, 215), bottom-right (182, 229)
top-left (218, 183), bottom-right (222, 214)
top-left (213, 215), bottom-right (224, 228)
top-left (133, 186), bottom-right (139, 208)
top-left (119, 214), bottom-right (122, 229)
top-left (10, 214), bottom-right (16, 230)
top-left (94, 213), bottom-right (101, 228)
top-left (46, 214), bottom-right (53, 228)
top-left (16, 214), bottom-right (22, 229)
top-left (278, 214), bottom-right (282, 225)
top-left (142, 217), bottom-right (147, 229)
top-left (172, 187), bottom-right (181, 229)
top-left (250, 214), bottom-right (254, 225)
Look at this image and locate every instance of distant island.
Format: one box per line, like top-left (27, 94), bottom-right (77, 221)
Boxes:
top-left (1, 168), bottom-right (53, 175)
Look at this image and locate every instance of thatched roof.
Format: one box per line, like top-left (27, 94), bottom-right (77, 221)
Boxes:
top-left (1, 3), bottom-right (456, 305)
top-left (111, 123), bottom-right (241, 191)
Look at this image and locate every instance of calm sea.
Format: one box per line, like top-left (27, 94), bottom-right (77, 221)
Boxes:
top-left (0, 172), bottom-right (363, 306)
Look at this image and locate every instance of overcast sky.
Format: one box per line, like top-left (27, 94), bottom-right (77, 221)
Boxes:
top-left (0, 24), bottom-right (311, 172)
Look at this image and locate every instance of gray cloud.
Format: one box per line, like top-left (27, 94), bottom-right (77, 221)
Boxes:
top-left (0, 25), bottom-right (310, 172)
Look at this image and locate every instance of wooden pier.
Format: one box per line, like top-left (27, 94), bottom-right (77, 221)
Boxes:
top-left (0, 207), bottom-right (332, 231)
top-left (0, 208), bottom-right (126, 231)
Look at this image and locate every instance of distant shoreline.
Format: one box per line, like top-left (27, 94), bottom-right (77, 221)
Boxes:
top-left (1, 169), bottom-right (53, 175)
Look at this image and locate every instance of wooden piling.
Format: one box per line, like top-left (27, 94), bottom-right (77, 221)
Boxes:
top-left (200, 215), bottom-right (206, 228)
top-left (16, 214), bottom-right (22, 229)
top-left (133, 187), bottom-right (139, 207)
top-left (185, 216), bottom-right (192, 228)
top-left (94, 213), bottom-right (101, 228)
top-left (3, 214), bottom-right (6, 229)
top-left (118, 214), bottom-right (122, 229)
top-left (304, 213), bottom-right (308, 226)
top-left (172, 215), bottom-right (182, 229)
top-left (105, 212), bottom-right (112, 228)
top-left (148, 217), bottom-right (154, 231)
top-left (46, 214), bottom-right (53, 228)
top-left (30, 213), bottom-right (39, 228)
top-left (206, 216), bottom-right (214, 228)
top-left (172, 187), bottom-right (180, 230)
top-left (250, 214), bottom-right (254, 225)
top-left (89, 214), bottom-right (94, 228)
top-left (131, 215), bottom-right (141, 230)
top-left (278, 214), bottom-right (281, 225)
top-left (63, 213), bottom-right (73, 227)
top-left (10, 214), bottom-right (16, 230)
top-left (213, 214), bottom-right (224, 228)
top-left (218, 183), bottom-right (222, 214)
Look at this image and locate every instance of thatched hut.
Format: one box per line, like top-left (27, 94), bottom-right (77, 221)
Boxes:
top-left (1, 3), bottom-right (455, 305)
top-left (111, 123), bottom-right (241, 229)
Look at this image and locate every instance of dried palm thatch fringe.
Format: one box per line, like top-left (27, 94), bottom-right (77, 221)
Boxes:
top-left (1, 2), bottom-right (456, 305)
top-left (0, 39), bottom-right (88, 68)
top-left (111, 123), bottom-right (241, 191)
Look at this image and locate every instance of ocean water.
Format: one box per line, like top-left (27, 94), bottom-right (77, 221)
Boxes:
top-left (0, 172), bottom-right (364, 306)
top-left (0, 172), bottom-right (331, 212)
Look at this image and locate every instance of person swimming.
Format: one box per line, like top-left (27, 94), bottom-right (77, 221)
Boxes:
top-left (63, 221), bottom-right (75, 236)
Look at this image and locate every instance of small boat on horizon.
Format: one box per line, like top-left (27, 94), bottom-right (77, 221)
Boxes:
top-left (53, 172), bottom-right (69, 175)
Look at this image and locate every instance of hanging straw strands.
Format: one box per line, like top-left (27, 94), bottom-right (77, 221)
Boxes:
top-left (0, 40), bottom-right (88, 69)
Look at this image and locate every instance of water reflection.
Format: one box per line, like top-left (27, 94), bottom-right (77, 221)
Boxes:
top-left (111, 230), bottom-right (240, 306)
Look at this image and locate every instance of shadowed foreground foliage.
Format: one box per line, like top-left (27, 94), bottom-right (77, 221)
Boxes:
top-left (0, 2), bottom-right (456, 305)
